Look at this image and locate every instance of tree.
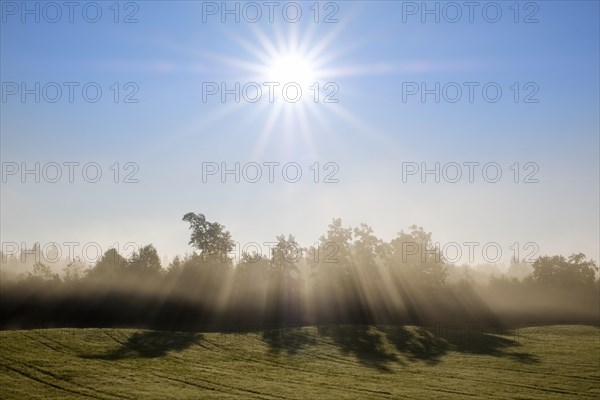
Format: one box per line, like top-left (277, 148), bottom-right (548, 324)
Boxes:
top-left (269, 234), bottom-right (301, 284)
top-left (386, 225), bottom-right (447, 287)
top-left (531, 253), bottom-right (598, 289)
top-left (231, 252), bottom-right (271, 320)
top-left (182, 213), bottom-right (235, 261)
top-left (30, 261), bottom-right (58, 281)
top-left (89, 248), bottom-right (128, 280)
top-left (353, 223), bottom-right (384, 272)
top-left (166, 255), bottom-right (184, 280)
top-left (307, 219), bottom-right (360, 322)
top-left (267, 234), bottom-right (302, 323)
top-left (236, 252), bottom-right (270, 284)
top-left (350, 223), bottom-right (385, 321)
top-left (129, 244), bottom-right (162, 277)
top-left (382, 225), bottom-right (447, 323)
top-left (309, 218), bottom-right (354, 285)
top-left (63, 258), bottom-right (87, 281)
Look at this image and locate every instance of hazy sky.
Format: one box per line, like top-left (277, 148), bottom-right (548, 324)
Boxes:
top-left (1, 1), bottom-right (599, 265)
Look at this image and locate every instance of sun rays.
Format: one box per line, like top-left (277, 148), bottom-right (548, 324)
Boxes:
top-left (183, 19), bottom-right (390, 159)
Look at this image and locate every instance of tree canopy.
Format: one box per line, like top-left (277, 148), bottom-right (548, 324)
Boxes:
top-left (182, 212), bottom-right (235, 259)
top-left (531, 253), bottom-right (598, 288)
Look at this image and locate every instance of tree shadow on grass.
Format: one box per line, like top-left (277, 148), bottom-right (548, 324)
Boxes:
top-left (382, 325), bottom-right (540, 365)
top-left (80, 330), bottom-right (202, 360)
top-left (318, 325), bottom-right (398, 372)
top-left (382, 326), bottom-right (448, 365)
top-left (80, 325), bottom-right (539, 369)
top-left (263, 324), bottom-right (539, 371)
top-left (261, 327), bottom-right (317, 355)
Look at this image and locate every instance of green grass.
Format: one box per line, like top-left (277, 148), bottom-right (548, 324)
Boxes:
top-left (1, 325), bottom-right (598, 399)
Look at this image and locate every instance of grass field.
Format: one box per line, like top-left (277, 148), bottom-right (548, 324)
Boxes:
top-left (1, 325), bottom-right (598, 399)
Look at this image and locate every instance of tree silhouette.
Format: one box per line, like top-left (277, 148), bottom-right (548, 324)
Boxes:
top-left (88, 248), bottom-right (128, 281)
top-left (129, 244), bottom-right (162, 277)
top-left (268, 235), bottom-right (302, 323)
top-left (532, 253), bottom-right (597, 289)
top-left (182, 212), bottom-right (235, 260)
top-left (63, 258), bottom-right (88, 281)
top-left (1, 214), bottom-right (598, 330)
top-left (386, 225), bottom-right (448, 288)
top-left (30, 261), bottom-right (58, 281)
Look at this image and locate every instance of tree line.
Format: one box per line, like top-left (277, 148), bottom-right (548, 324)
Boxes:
top-left (1, 213), bottom-right (598, 330)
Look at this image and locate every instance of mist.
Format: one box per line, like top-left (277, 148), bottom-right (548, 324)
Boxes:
top-left (2, 213), bottom-right (598, 331)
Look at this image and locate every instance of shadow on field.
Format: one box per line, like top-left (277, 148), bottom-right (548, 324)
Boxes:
top-left (260, 325), bottom-right (540, 371)
top-left (80, 331), bottom-right (202, 360)
top-left (382, 326), bottom-right (540, 365)
top-left (318, 325), bottom-right (398, 372)
top-left (78, 325), bottom-right (539, 369)
top-left (261, 328), bottom-right (317, 355)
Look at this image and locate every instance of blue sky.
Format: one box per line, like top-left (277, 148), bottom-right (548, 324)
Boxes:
top-left (1, 1), bottom-right (599, 265)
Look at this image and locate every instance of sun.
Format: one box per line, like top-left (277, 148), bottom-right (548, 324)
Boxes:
top-left (265, 53), bottom-right (317, 89)
top-left (179, 22), bottom-right (381, 157)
